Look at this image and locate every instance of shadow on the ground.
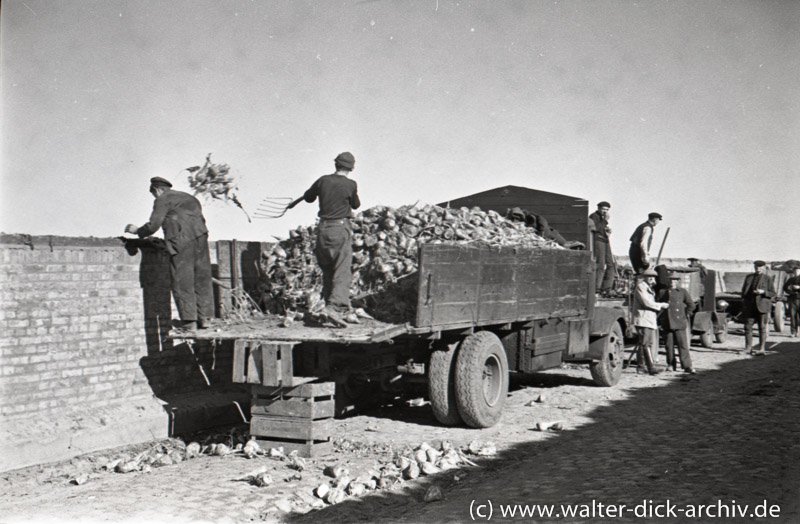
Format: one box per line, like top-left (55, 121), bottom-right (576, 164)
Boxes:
top-left (286, 340), bottom-right (800, 523)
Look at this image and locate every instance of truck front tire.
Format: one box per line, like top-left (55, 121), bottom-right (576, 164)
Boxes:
top-left (428, 341), bottom-right (463, 426)
top-left (700, 332), bottom-right (714, 348)
top-left (454, 331), bottom-right (509, 428)
top-left (590, 322), bottom-right (624, 387)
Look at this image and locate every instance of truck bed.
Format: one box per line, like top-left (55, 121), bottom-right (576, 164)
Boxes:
top-left (172, 244), bottom-right (592, 344)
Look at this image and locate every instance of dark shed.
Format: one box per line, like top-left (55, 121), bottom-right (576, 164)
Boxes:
top-left (438, 185), bottom-right (589, 246)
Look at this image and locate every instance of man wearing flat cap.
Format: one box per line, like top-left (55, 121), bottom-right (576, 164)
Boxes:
top-left (632, 268), bottom-right (669, 374)
top-left (125, 176), bottom-right (213, 330)
top-left (287, 152), bottom-right (361, 317)
top-left (741, 260), bottom-right (776, 355)
top-left (628, 212), bottom-right (663, 274)
top-left (589, 201), bottom-right (615, 295)
top-left (659, 273), bottom-right (697, 374)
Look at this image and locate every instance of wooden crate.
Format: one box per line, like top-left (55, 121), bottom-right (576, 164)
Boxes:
top-left (233, 339), bottom-right (325, 387)
top-left (249, 382), bottom-right (335, 457)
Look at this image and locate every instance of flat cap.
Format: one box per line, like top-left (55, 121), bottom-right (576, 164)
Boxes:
top-left (754, 260), bottom-right (767, 267)
top-left (149, 176), bottom-right (173, 188)
top-left (687, 257), bottom-right (700, 262)
top-left (597, 201), bottom-right (611, 209)
top-left (334, 152), bottom-right (355, 169)
top-left (668, 273), bottom-right (682, 280)
top-left (648, 212), bottom-right (663, 220)
top-left (640, 268), bottom-right (658, 277)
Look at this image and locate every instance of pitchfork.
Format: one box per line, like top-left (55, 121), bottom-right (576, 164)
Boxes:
top-left (253, 196), bottom-right (303, 219)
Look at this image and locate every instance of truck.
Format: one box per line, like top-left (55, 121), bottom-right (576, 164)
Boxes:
top-left (718, 265), bottom-right (790, 333)
top-left (175, 188), bottom-right (629, 455)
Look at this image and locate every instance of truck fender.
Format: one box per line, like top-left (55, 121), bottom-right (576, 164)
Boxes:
top-left (588, 306), bottom-right (626, 360)
top-left (712, 311), bottom-right (728, 332)
top-left (692, 311), bottom-right (713, 333)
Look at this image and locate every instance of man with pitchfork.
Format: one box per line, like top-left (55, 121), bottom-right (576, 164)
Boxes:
top-left (286, 152), bottom-right (361, 319)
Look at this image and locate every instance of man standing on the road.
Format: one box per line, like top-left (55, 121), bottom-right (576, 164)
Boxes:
top-left (741, 260), bottom-right (777, 355)
top-left (125, 177), bottom-right (213, 330)
top-left (633, 268), bottom-right (669, 374)
top-left (287, 152), bottom-right (361, 317)
top-left (660, 273), bottom-right (697, 374)
top-left (783, 264), bottom-right (800, 338)
top-left (629, 212), bottom-right (663, 274)
top-left (589, 201), bottom-right (615, 296)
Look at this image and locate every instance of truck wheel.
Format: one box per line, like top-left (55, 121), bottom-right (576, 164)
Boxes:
top-left (428, 341), bottom-right (463, 426)
top-left (590, 322), bottom-right (624, 387)
top-left (715, 322), bottom-right (728, 343)
top-left (773, 302), bottom-right (786, 333)
top-left (454, 331), bottom-right (509, 428)
top-left (700, 332), bottom-right (714, 348)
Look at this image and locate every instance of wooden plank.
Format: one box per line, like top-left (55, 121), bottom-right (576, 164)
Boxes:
top-left (251, 415), bottom-right (332, 441)
top-left (253, 438), bottom-right (332, 458)
top-left (279, 343), bottom-right (294, 386)
top-left (246, 343), bottom-right (262, 384)
top-left (232, 340), bottom-right (247, 383)
top-left (261, 343), bottom-right (281, 386)
top-left (251, 398), bottom-right (335, 419)
top-left (284, 381), bottom-right (336, 398)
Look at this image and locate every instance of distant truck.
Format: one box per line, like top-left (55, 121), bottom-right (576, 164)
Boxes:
top-left (179, 188), bottom-right (629, 431)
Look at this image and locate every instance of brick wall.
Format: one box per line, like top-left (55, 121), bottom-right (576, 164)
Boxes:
top-left (0, 235), bottom-right (265, 472)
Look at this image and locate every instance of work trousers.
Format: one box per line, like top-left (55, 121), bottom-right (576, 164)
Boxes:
top-left (664, 327), bottom-right (693, 370)
top-left (788, 299), bottom-right (800, 336)
top-left (315, 222), bottom-right (352, 309)
top-left (743, 312), bottom-right (769, 352)
top-left (636, 327), bottom-right (659, 374)
top-left (628, 245), bottom-right (649, 274)
top-left (594, 241), bottom-right (615, 292)
top-left (170, 234), bottom-right (214, 322)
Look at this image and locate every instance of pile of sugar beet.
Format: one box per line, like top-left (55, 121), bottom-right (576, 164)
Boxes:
top-left (255, 204), bottom-right (565, 323)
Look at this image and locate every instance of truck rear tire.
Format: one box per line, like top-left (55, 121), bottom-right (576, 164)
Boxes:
top-left (590, 322), bottom-right (623, 387)
top-left (454, 331), bottom-right (509, 428)
top-left (428, 341), bottom-right (463, 426)
top-left (773, 302), bottom-right (785, 333)
top-left (700, 332), bottom-right (714, 348)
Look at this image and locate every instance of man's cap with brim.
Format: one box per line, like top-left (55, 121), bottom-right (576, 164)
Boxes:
top-left (648, 212), bottom-right (663, 220)
top-left (640, 268), bottom-right (658, 277)
top-left (149, 177), bottom-right (173, 188)
top-left (754, 260), bottom-right (767, 267)
top-left (668, 273), bottom-right (682, 280)
top-left (597, 201), bottom-right (610, 209)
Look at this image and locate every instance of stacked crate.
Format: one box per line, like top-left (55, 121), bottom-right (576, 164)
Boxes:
top-left (232, 340), bottom-right (334, 457)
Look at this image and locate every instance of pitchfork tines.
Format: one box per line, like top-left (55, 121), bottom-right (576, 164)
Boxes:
top-left (254, 197), bottom-right (294, 219)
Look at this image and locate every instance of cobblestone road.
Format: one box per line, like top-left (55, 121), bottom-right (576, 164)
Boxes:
top-left (2, 331), bottom-right (798, 524)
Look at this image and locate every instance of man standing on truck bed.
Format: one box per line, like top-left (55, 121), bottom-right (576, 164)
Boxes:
top-left (741, 260), bottom-right (776, 355)
top-left (628, 212), bottom-right (663, 274)
top-left (125, 177), bottom-right (213, 331)
top-left (287, 152), bottom-right (361, 316)
top-left (589, 201), bottom-right (615, 296)
top-left (633, 268), bottom-right (669, 374)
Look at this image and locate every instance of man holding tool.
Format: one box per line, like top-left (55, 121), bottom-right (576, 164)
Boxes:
top-left (286, 152), bottom-right (361, 318)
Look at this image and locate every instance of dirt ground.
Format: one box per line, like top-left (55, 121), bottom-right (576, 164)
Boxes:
top-left (1, 325), bottom-right (798, 524)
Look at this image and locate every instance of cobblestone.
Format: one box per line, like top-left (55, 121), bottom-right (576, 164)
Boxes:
top-left (1, 330), bottom-right (798, 523)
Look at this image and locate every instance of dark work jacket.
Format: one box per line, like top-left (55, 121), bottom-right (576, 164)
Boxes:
top-left (137, 189), bottom-right (208, 255)
top-left (629, 221), bottom-right (653, 251)
top-left (784, 275), bottom-right (800, 301)
top-left (659, 287), bottom-right (696, 330)
top-left (741, 272), bottom-right (777, 314)
top-left (589, 211), bottom-right (610, 243)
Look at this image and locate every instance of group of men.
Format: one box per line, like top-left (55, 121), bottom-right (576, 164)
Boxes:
top-left (125, 152), bottom-right (360, 330)
top-left (589, 200), bottom-right (795, 375)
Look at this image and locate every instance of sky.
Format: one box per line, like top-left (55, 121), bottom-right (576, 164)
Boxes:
top-left (2, 0), bottom-right (798, 260)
